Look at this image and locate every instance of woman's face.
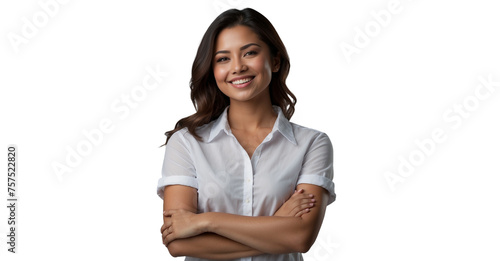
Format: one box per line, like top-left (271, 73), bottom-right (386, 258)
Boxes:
top-left (213, 25), bottom-right (279, 104)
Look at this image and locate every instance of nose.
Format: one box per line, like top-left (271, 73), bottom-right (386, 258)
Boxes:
top-left (231, 57), bottom-right (247, 74)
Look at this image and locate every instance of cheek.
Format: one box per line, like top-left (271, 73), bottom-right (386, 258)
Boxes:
top-left (253, 56), bottom-right (273, 77)
top-left (213, 66), bottom-right (227, 83)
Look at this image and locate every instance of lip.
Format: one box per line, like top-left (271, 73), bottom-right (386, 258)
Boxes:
top-left (228, 75), bottom-right (254, 83)
top-left (228, 76), bottom-right (255, 89)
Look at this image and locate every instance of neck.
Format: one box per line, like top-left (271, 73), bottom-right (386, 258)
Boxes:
top-left (227, 98), bottom-right (277, 131)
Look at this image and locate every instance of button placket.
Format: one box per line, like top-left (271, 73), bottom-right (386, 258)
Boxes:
top-left (233, 136), bottom-right (253, 216)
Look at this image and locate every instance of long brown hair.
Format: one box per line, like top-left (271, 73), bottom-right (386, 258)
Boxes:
top-left (163, 8), bottom-right (296, 145)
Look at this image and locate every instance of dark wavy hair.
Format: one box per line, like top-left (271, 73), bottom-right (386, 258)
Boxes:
top-left (163, 8), bottom-right (296, 145)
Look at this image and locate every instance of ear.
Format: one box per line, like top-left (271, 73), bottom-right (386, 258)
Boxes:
top-left (272, 52), bottom-right (281, 72)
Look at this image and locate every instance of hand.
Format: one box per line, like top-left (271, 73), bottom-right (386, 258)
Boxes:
top-left (274, 189), bottom-right (316, 217)
top-left (162, 209), bottom-right (205, 245)
top-left (160, 216), bottom-right (171, 246)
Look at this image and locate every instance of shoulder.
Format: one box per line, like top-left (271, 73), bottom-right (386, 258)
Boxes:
top-left (168, 121), bottom-right (217, 145)
top-left (289, 121), bottom-right (332, 146)
top-left (168, 127), bottom-right (190, 143)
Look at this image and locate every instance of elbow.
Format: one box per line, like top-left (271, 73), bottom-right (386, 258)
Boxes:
top-left (166, 241), bottom-right (183, 257)
top-left (292, 225), bottom-right (319, 253)
top-left (289, 231), bottom-right (316, 254)
top-left (295, 238), bottom-right (314, 254)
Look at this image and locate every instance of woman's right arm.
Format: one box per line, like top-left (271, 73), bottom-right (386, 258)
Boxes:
top-left (162, 185), bottom-right (314, 259)
top-left (166, 232), bottom-right (262, 259)
top-left (163, 185), bottom-right (262, 259)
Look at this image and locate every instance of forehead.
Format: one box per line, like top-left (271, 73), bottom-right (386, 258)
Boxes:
top-left (215, 25), bottom-right (263, 51)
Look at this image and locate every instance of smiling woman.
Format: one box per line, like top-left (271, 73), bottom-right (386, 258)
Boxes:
top-left (213, 26), bottom-right (279, 114)
top-left (157, 8), bottom-right (336, 261)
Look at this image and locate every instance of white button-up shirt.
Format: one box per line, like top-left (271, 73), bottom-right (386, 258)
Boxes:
top-left (157, 105), bottom-right (335, 261)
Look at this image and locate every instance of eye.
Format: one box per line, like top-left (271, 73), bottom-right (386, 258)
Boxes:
top-left (216, 57), bottom-right (229, 63)
top-left (244, 50), bottom-right (257, 56)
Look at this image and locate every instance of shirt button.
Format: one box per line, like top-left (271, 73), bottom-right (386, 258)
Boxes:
top-left (246, 199), bottom-right (250, 203)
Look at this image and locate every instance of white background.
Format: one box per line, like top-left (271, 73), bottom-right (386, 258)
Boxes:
top-left (1, 0), bottom-right (499, 260)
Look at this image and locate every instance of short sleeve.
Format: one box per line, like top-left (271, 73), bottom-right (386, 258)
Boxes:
top-left (156, 130), bottom-right (198, 199)
top-left (296, 132), bottom-right (336, 204)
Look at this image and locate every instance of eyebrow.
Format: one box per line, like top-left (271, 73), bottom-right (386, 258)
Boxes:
top-left (214, 43), bottom-right (261, 56)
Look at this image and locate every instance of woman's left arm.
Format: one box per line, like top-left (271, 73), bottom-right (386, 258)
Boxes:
top-left (164, 183), bottom-right (329, 254)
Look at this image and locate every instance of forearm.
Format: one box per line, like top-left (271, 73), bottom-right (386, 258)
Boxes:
top-left (165, 212), bottom-right (264, 259)
top-left (201, 213), bottom-right (312, 254)
top-left (163, 185), bottom-right (328, 256)
top-left (167, 232), bottom-right (264, 259)
top-left (199, 185), bottom-right (329, 254)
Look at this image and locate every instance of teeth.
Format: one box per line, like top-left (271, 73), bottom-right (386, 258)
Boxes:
top-left (232, 77), bottom-right (252, 85)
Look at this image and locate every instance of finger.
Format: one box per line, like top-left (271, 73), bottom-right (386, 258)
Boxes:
top-left (293, 199), bottom-right (315, 211)
top-left (289, 192), bottom-right (308, 202)
top-left (292, 189), bottom-right (303, 197)
top-left (296, 202), bottom-right (314, 212)
top-left (164, 234), bottom-right (170, 245)
top-left (162, 226), bottom-right (174, 243)
top-left (295, 208), bottom-right (310, 217)
top-left (287, 196), bottom-right (309, 208)
top-left (164, 209), bottom-right (177, 217)
top-left (293, 194), bottom-right (314, 203)
top-left (304, 202), bottom-right (315, 209)
top-left (295, 192), bottom-right (313, 201)
top-left (161, 223), bottom-right (167, 234)
top-left (291, 198), bottom-right (313, 209)
top-left (300, 197), bottom-right (316, 205)
top-left (166, 232), bottom-right (176, 245)
top-left (163, 232), bottom-right (170, 245)
top-left (161, 220), bottom-right (172, 233)
top-left (162, 226), bottom-right (169, 237)
top-left (163, 223), bottom-right (174, 236)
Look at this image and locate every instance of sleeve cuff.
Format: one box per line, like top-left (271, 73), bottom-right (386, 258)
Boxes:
top-left (156, 176), bottom-right (198, 199)
top-left (297, 174), bottom-right (336, 205)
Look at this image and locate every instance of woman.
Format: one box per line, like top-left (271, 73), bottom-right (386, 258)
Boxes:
top-left (157, 8), bottom-right (335, 260)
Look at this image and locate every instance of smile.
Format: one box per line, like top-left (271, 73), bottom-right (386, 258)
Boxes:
top-left (229, 77), bottom-right (255, 88)
top-left (231, 77), bottom-right (254, 84)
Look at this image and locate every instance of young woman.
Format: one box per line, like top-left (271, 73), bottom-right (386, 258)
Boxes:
top-left (157, 8), bottom-right (336, 260)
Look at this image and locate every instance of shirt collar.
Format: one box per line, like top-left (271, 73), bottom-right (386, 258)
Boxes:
top-left (207, 105), bottom-right (297, 145)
